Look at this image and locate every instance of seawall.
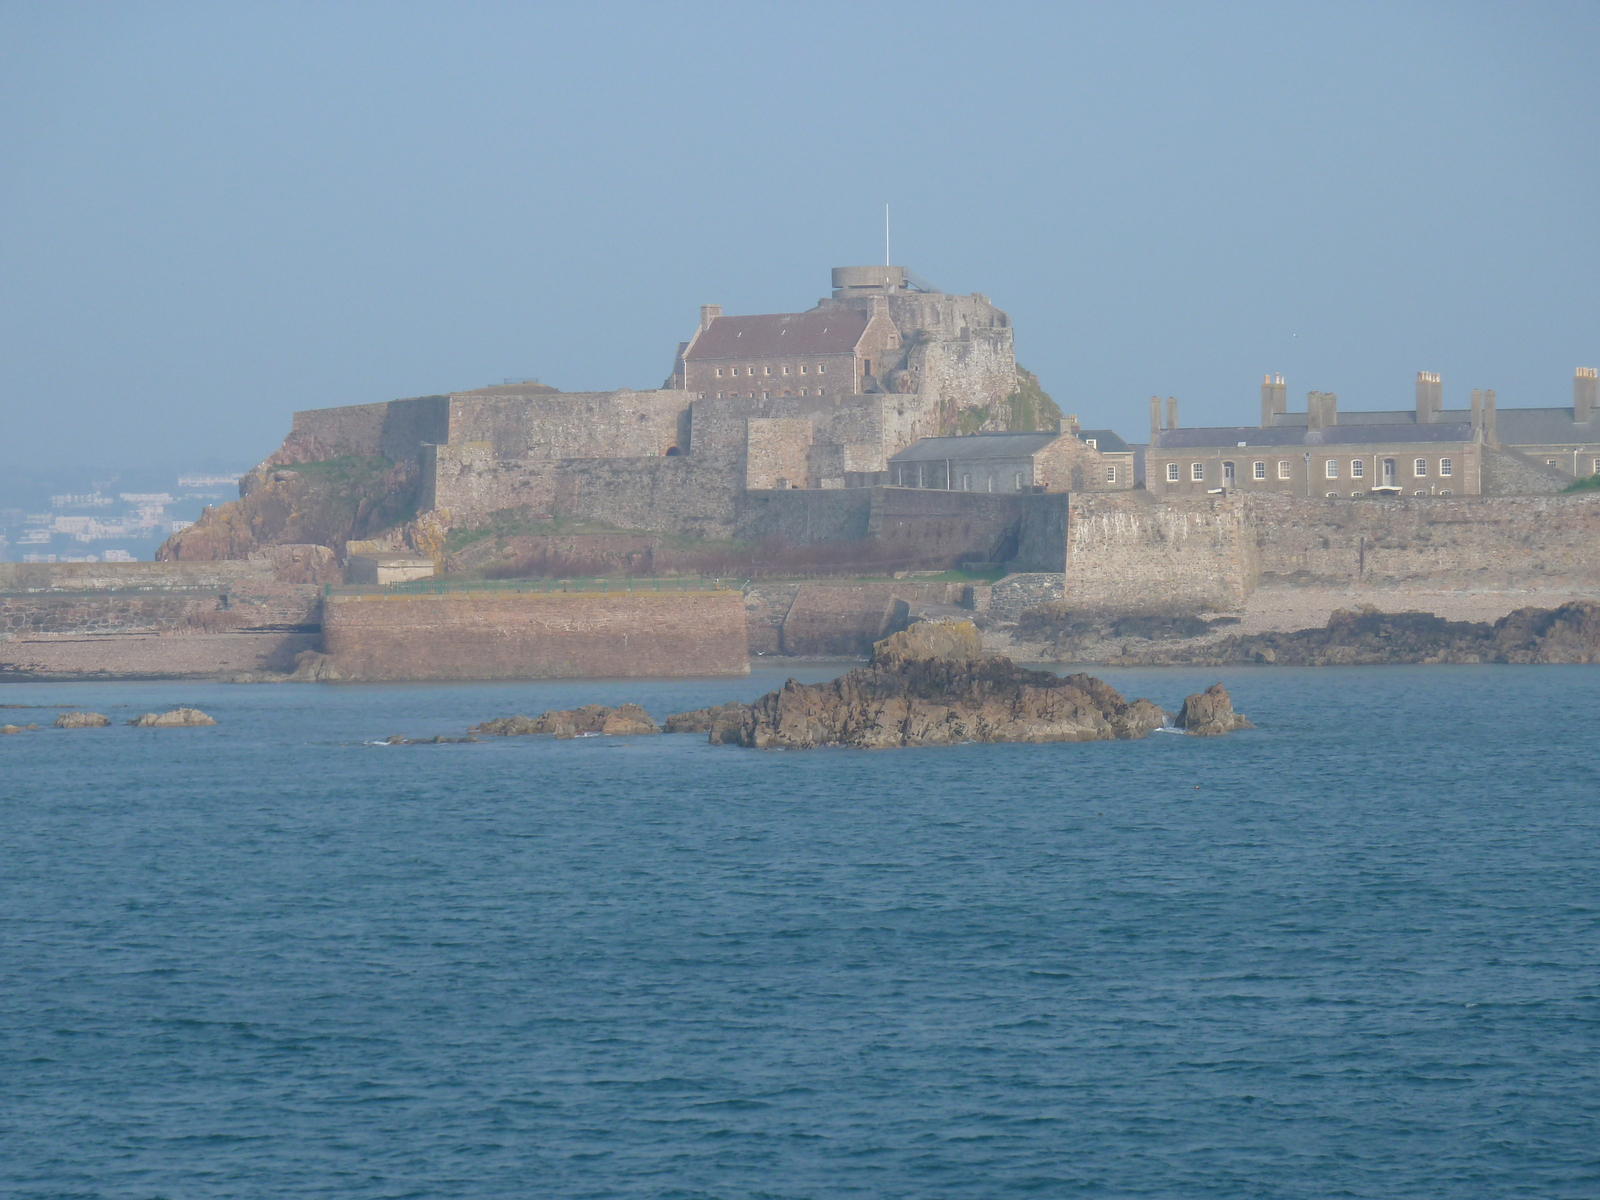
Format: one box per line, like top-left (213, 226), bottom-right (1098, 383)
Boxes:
top-left (320, 588), bottom-right (750, 680)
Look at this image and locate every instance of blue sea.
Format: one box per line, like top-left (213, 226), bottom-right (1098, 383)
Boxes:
top-left (4, 665), bottom-right (1598, 1198)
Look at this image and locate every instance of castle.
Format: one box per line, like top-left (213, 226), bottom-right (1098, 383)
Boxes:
top-left (258, 266), bottom-right (1120, 540)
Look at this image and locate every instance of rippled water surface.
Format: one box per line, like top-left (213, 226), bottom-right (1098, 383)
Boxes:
top-left (4, 665), bottom-right (1599, 1198)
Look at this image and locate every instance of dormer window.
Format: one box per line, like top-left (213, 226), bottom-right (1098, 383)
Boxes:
top-left (1084, 438), bottom-right (1097, 449)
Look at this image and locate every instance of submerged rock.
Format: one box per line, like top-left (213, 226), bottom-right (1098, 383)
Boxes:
top-left (469, 703), bottom-right (659, 739)
top-left (54, 712), bottom-right (110, 729)
top-left (383, 733), bottom-right (478, 745)
top-left (128, 708), bottom-right (217, 727)
top-left (2, 723), bottom-right (39, 734)
top-left (1175, 684), bottom-right (1254, 736)
top-left (711, 620), bottom-right (1172, 749)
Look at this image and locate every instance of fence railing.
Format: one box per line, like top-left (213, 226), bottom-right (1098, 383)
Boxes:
top-left (328, 575), bottom-right (747, 597)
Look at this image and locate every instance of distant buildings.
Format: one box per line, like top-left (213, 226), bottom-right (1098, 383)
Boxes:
top-left (1145, 370), bottom-right (1598, 498)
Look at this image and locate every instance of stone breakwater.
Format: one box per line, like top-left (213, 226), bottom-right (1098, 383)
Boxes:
top-left (666, 621), bottom-right (1249, 750)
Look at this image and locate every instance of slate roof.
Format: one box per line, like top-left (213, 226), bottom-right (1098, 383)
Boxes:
top-left (890, 432), bottom-right (1062, 462)
top-left (1076, 429), bottom-right (1131, 453)
top-left (1151, 423), bottom-right (1474, 450)
top-left (1271, 407), bottom-right (1599, 443)
top-left (685, 310), bottom-right (869, 360)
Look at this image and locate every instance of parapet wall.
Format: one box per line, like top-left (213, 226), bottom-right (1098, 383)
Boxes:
top-left (272, 395), bottom-right (450, 467)
top-left (0, 560), bottom-right (274, 592)
top-left (321, 589), bottom-right (749, 679)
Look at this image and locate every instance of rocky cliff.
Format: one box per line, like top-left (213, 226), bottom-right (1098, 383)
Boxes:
top-left (158, 457), bottom-right (420, 561)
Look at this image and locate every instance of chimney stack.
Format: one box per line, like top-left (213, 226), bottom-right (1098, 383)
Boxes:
top-left (1150, 395), bottom-right (1162, 438)
top-left (1470, 388), bottom-right (1483, 439)
top-left (1416, 371), bottom-right (1441, 425)
top-left (1577, 367), bottom-right (1598, 424)
top-left (1307, 391), bottom-right (1337, 431)
top-left (1484, 389), bottom-right (1497, 446)
top-left (700, 303), bottom-right (722, 331)
top-left (1165, 396), bottom-right (1178, 430)
top-left (1260, 373), bottom-right (1286, 427)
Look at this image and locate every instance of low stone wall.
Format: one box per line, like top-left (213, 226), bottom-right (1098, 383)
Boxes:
top-left (0, 560), bottom-right (273, 592)
top-left (320, 589), bottom-right (749, 679)
top-left (987, 573), bottom-right (1066, 622)
top-left (0, 593), bottom-right (214, 636)
top-left (1065, 493), bottom-right (1253, 611)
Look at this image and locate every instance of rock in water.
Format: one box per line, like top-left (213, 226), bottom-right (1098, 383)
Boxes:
top-left (720, 619), bottom-right (1169, 749)
top-left (470, 704), bottom-right (659, 739)
top-left (663, 701), bottom-right (752, 743)
top-left (54, 712), bottom-right (111, 729)
top-left (1174, 684), bottom-right (1253, 736)
top-left (128, 708), bottom-right (217, 727)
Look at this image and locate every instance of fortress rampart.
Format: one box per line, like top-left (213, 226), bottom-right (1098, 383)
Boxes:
top-left (1057, 491), bottom-right (1600, 611)
top-left (319, 588), bottom-right (749, 680)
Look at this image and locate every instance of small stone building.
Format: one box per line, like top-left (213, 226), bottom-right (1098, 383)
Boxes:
top-left (888, 430), bottom-right (1133, 493)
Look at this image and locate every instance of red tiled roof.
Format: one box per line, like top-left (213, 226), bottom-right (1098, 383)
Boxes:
top-left (685, 310), bottom-right (868, 360)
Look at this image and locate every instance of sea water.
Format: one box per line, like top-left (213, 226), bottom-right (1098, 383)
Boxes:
top-left (3, 665), bottom-right (1598, 1198)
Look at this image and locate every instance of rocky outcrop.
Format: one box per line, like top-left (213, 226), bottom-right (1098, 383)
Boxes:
top-left (2, 723), bottom-right (40, 734)
top-left (663, 701), bottom-right (752, 741)
top-left (158, 458), bottom-right (419, 562)
top-left (128, 708), bottom-right (217, 727)
top-left (469, 704), bottom-right (659, 739)
top-left (54, 712), bottom-right (110, 728)
top-left (1175, 684), bottom-right (1253, 736)
top-left (382, 733), bottom-right (477, 745)
top-left (704, 620), bottom-right (1172, 749)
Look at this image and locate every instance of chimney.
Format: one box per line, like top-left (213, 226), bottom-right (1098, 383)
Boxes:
top-left (1307, 391), bottom-right (1336, 430)
top-left (1150, 395), bottom-right (1162, 438)
top-left (1323, 391), bottom-right (1337, 427)
top-left (1470, 388), bottom-right (1483, 439)
top-left (1416, 371), bottom-right (1441, 425)
top-left (1577, 367), bottom-right (1598, 424)
top-left (700, 303), bottom-right (722, 331)
top-left (1260, 373), bottom-right (1286, 427)
top-left (1166, 396), bottom-right (1178, 430)
top-left (1484, 389), bottom-right (1497, 446)
top-left (1065, 413), bottom-right (1081, 436)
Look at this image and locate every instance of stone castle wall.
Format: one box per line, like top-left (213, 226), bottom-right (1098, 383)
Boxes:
top-left (745, 419), bottom-right (813, 490)
top-left (1054, 491), bottom-right (1600, 613)
top-left (271, 396), bottom-right (450, 468)
top-left (448, 388), bottom-right (691, 459)
top-left (0, 560), bottom-right (275, 592)
top-left (320, 589), bottom-right (749, 679)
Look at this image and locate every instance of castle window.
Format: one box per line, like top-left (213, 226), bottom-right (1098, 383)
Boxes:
top-left (1440, 458), bottom-right (1453, 476)
top-left (1593, 458), bottom-right (1599, 475)
top-left (764, 366), bottom-right (772, 375)
top-left (762, 392), bottom-right (770, 400)
top-left (715, 368), bottom-right (723, 377)
top-left (1166, 462), bottom-right (1179, 482)
top-left (1351, 460), bottom-right (1364, 478)
top-left (818, 388), bottom-right (826, 396)
top-left (800, 365), bottom-right (808, 374)
top-left (1278, 461), bottom-right (1291, 479)
top-left (1106, 466), bottom-right (1118, 483)
top-left (1414, 459), bottom-right (1427, 476)
top-left (1325, 460), bottom-right (1339, 479)
top-left (782, 366), bottom-right (790, 375)
top-left (799, 389), bottom-right (806, 396)
top-left (1352, 491), bottom-right (1365, 498)
top-left (1015, 472), bottom-right (1026, 490)
top-left (1548, 459), bottom-right (1558, 466)
top-left (1327, 492), bottom-right (1339, 498)
top-left (961, 474), bottom-right (972, 491)
top-left (1190, 462), bottom-right (1204, 481)
top-left (1253, 461), bottom-right (1266, 480)
top-left (817, 364), bottom-right (825, 373)
top-left (1439, 489), bottom-right (1453, 496)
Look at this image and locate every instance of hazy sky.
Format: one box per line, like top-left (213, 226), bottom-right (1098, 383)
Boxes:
top-left (2, 1), bottom-right (1597, 470)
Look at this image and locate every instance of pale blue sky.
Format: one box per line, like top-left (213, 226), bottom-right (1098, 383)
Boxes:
top-left (2, 1), bottom-right (1596, 469)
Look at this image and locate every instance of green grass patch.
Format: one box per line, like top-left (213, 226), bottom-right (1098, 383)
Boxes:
top-left (1563, 473), bottom-right (1600, 492)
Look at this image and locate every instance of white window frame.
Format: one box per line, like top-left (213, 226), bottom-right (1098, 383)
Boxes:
top-left (1253, 461), bottom-right (1266, 480)
top-left (1351, 460), bottom-right (1364, 478)
top-left (1414, 458), bottom-right (1427, 476)
top-left (1106, 466), bottom-right (1117, 483)
top-left (961, 473), bottom-right (972, 491)
top-left (1278, 460), bottom-right (1291, 480)
top-left (1015, 472), bottom-right (1026, 490)
top-left (1085, 438), bottom-right (1098, 449)
top-left (715, 367), bottom-right (723, 377)
top-left (1325, 460), bottom-right (1339, 479)
top-left (1440, 458), bottom-right (1453, 477)
top-left (782, 366), bottom-right (790, 375)
top-left (1190, 462), bottom-right (1204, 481)
top-left (799, 365), bottom-right (808, 374)
top-left (817, 364), bottom-right (825, 374)
top-left (1166, 462), bottom-right (1179, 482)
